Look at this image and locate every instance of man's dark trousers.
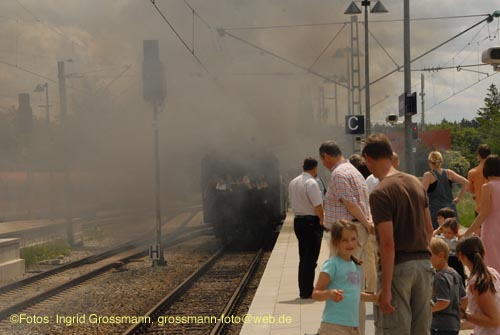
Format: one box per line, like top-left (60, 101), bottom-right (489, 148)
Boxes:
top-left (293, 215), bottom-right (323, 298)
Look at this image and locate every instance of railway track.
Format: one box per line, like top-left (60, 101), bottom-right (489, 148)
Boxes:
top-left (122, 248), bottom-right (264, 335)
top-left (0, 208), bottom-right (200, 297)
top-left (0, 220), bottom-right (210, 322)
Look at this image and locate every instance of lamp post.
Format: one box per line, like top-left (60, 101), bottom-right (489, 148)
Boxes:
top-left (345, 1), bottom-right (388, 136)
top-left (34, 83), bottom-right (54, 219)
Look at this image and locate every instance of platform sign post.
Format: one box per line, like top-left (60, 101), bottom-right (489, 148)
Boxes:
top-left (149, 244), bottom-right (161, 260)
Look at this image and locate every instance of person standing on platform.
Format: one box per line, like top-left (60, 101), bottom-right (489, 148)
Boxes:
top-left (349, 154), bottom-right (371, 179)
top-left (288, 157), bottom-right (325, 299)
top-left (435, 218), bottom-right (467, 286)
top-left (456, 236), bottom-right (500, 334)
top-left (429, 237), bottom-right (467, 335)
top-left (362, 133), bottom-right (434, 335)
top-left (462, 154), bottom-right (500, 273)
top-left (313, 220), bottom-right (379, 335)
top-left (366, 152), bottom-right (399, 193)
top-left (422, 151), bottom-right (469, 229)
top-left (364, 152), bottom-right (399, 295)
top-left (319, 140), bottom-right (372, 335)
top-left (467, 144), bottom-right (491, 216)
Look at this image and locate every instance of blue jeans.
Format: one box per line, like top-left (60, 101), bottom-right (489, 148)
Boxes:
top-left (374, 259), bottom-right (434, 335)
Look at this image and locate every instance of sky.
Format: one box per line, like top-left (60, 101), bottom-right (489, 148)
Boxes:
top-left (1, 1), bottom-right (499, 122)
top-left (0, 0), bottom-right (499, 161)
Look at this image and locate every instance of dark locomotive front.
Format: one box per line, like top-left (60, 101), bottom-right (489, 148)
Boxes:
top-left (201, 153), bottom-right (287, 250)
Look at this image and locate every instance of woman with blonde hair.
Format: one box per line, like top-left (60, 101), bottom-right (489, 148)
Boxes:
top-left (422, 151), bottom-right (469, 229)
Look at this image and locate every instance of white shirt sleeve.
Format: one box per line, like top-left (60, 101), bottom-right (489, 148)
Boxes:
top-left (306, 179), bottom-right (324, 207)
top-left (366, 174), bottom-right (380, 194)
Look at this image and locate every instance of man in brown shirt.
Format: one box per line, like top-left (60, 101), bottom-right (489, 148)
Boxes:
top-left (467, 144), bottom-right (491, 214)
top-left (362, 133), bottom-right (434, 335)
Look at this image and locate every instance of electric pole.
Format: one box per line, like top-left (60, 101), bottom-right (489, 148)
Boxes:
top-left (403, 0), bottom-right (414, 174)
top-left (420, 73), bottom-right (425, 131)
top-left (57, 61), bottom-right (74, 246)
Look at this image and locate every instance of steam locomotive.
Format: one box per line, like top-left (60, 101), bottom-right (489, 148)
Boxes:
top-left (201, 153), bottom-right (287, 250)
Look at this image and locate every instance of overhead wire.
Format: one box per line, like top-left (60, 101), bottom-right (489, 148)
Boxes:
top-left (149, 2), bottom-right (497, 121)
top-left (148, 0), bottom-right (264, 126)
top-left (222, 14), bottom-right (489, 31)
top-left (368, 14), bottom-right (490, 24)
top-left (441, 22), bottom-right (487, 68)
top-left (426, 71), bottom-right (499, 112)
top-left (14, 0), bottom-right (86, 49)
top-left (308, 24), bottom-right (346, 70)
top-left (182, 0), bottom-right (211, 29)
top-left (0, 58), bottom-right (104, 98)
top-left (149, 0), bottom-right (211, 76)
top-left (0, 58), bottom-right (56, 83)
top-left (367, 28), bottom-right (399, 68)
top-left (413, 63), bottom-right (490, 72)
top-left (221, 29), bottom-right (347, 88)
top-left (370, 15), bottom-right (493, 87)
top-left (150, 0), bottom-right (193, 55)
top-left (223, 21), bottom-right (348, 31)
top-left (100, 65), bottom-right (132, 92)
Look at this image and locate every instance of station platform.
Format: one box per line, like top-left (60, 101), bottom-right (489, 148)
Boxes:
top-left (241, 211), bottom-right (473, 335)
top-left (0, 219), bottom-right (65, 237)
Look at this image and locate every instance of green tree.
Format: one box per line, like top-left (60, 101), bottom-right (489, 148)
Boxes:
top-left (476, 84), bottom-right (500, 123)
top-left (476, 83), bottom-right (500, 153)
top-left (443, 150), bottom-right (469, 177)
top-left (449, 126), bottom-right (484, 167)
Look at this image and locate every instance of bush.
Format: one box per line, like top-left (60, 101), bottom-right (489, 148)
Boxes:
top-left (21, 239), bottom-right (71, 267)
top-left (443, 150), bottom-right (469, 177)
top-left (457, 192), bottom-right (475, 228)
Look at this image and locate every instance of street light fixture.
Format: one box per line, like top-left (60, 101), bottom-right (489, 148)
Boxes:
top-left (345, 0), bottom-right (388, 136)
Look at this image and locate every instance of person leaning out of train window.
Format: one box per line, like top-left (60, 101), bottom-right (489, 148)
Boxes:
top-left (256, 175), bottom-right (269, 189)
top-left (215, 175), bottom-right (233, 191)
top-left (421, 151), bottom-right (469, 230)
top-left (241, 175), bottom-right (252, 189)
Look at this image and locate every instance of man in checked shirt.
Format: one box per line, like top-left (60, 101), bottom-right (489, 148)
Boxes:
top-left (319, 140), bottom-right (374, 335)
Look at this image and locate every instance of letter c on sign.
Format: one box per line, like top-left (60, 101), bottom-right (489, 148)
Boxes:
top-left (348, 116), bottom-right (359, 131)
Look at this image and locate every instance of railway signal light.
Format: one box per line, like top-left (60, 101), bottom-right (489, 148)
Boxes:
top-left (142, 40), bottom-right (166, 103)
top-left (412, 122), bottom-right (418, 139)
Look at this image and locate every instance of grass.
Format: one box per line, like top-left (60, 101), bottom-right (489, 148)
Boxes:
top-left (81, 222), bottom-right (104, 241)
top-left (457, 192), bottom-right (476, 228)
top-left (20, 239), bottom-right (71, 267)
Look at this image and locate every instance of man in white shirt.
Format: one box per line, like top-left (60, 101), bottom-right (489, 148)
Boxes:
top-left (289, 157), bottom-right (325, 299)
